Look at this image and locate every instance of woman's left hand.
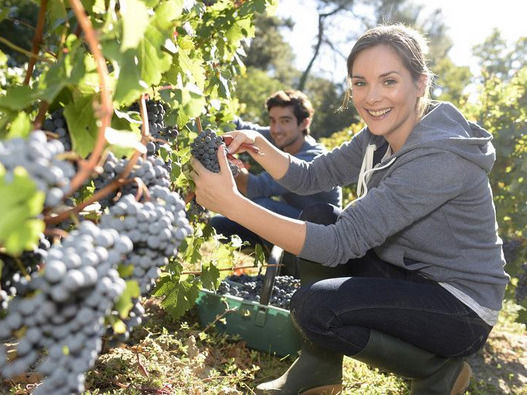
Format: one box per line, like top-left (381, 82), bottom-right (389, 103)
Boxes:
top-left (190, 144), bottom-right (243, 216)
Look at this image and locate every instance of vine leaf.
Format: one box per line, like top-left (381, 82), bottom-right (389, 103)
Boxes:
top-left (201, 262), bottom-right (221, 291)
top-left (64, 95), bottom-right (98, 158)
top-left (120, 0), bottom-right (150, 51)
top-left (7, 112), bottom-right (32, 138)
top-left (105, 127), bottom-right (146, 153)
top-left (155, 277), bottom-right (201, 320)
top-left (0, 86), bottom-right (36, 111)
top-left (114, 280), bottom-right (141, 318)
top-left (0, 165), bottom-right (45, 256)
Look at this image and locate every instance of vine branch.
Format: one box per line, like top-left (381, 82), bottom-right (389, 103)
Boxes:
top-left (66, 0), bottom-right (113, 195)
top-left (24, 0), bottom-right (48, 85)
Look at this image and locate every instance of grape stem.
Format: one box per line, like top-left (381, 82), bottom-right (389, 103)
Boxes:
top-left (24, 0), bottom-right (48, 85)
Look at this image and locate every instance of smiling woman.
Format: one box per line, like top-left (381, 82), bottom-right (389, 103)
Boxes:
top-left (346, 25), bottom-right (431, 152)
top-left (191, 23), bottom-right (509, 395)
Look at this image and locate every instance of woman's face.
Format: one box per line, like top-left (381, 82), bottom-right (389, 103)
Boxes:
top-left (350, 44), bottom-right (426, 152)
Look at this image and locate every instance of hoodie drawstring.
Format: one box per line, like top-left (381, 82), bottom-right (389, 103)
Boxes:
top-left (355, 144), bottom-right (396, 201)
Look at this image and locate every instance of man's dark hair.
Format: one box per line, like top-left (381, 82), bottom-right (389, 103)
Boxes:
top-left (265, 90), bottom-right (314, 135)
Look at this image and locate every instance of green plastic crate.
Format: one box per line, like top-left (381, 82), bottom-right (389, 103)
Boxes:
top-left (196, 288), bottom-right (301, 357)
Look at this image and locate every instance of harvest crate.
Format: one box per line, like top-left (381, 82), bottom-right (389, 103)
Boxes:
top-left (196, 289), bottom-right (301, 357)
top-left (195, 246), bottom-right (301, 357)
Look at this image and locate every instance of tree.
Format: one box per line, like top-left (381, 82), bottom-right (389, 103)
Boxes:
top-left (242, 13), bottom-right (297, 84)
top-left (473, 29), bottom-right (527, 82)
top-left (295, 0), bottom-right (453, 91)
top-left (304, 76), bottom-right (357, 138)
top-left (431, 57), bottom-right (472, 105)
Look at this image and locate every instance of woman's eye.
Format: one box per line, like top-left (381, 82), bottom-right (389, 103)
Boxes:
top-left (353, 81), bottom-right (365, 87)
top-left (384, 79), bottom-right (396, 85)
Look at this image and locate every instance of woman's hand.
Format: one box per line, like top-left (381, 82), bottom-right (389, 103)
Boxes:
top-left (223, 129), bottom-right (262, 156)
top-left (191, 144), bottom-right (243, 216)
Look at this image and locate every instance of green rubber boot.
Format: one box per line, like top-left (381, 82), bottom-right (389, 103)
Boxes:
top-left (353, 330), bottom-right (472, 395)
top-left (255, 344), bottom-right (343, 394)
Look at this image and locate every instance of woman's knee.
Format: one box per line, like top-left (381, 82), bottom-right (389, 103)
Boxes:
top-left (298, 203), bottom-right (341, 225)
top-left (290, 282), bottom-right (334, 334)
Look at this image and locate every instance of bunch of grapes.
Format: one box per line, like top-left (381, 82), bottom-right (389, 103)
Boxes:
top-left (0, 221), bottom-right (133, 394)
top-left (43, 109), bottom-right (72, 152)
top-left (99, 186), bottom-right (191, 340)
top-left (130, 100), bottom-right (179, 156)
top-left (191, 128), bottom-right (240, 176)
top-left (216, 274), bottom-right (301, 309)
top-left (93, 152), bottom-right (171, 209)
top-left (0, 130), bottom-right (75, 207)
top-left (0, 235), bottom-right (50, 303)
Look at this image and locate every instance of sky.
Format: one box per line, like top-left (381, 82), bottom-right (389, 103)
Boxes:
top-left (276, 0), bottom-right (527, 83)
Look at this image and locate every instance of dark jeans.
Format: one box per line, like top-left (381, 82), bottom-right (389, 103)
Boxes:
top-left (290, 203), bottom-right (492, 358)
top-left (209, 197), bottom-right (302, 246)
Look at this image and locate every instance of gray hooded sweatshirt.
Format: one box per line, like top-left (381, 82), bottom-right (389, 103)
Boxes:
top-left (277, 102), bottom-right (509, 325)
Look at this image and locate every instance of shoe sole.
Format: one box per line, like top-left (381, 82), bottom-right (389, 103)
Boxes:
top-left (450, 362), bottom-right (472, 395)
top-left (301, 384), bottom-right (343, 394)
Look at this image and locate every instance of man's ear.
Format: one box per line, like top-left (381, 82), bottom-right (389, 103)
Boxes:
top-left (300, 117), bottom-right (311, 131)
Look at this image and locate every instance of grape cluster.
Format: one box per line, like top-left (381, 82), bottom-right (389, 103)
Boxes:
top-left (216, 274), bottom-right (301, 309)
top-left (43, 109), bottom-right (72, 151)
top-left (0, 235), bottom-right (50, 303)
top-left (0, 221), bottom-right (132, 394)
top-left (191, 128), bottom-right (240, 176)
top-left (100, 186), bottom-right (191, 293)
top-left (0, 130), bottom-right (75, 207)
top-left (130, 100), bottom-right (179, 156)
top-left (93, 152), bottom-right (171, 209)
top-left (99, 186), bottom-right (192, 341)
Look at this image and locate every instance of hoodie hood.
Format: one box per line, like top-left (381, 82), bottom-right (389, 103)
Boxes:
top-left (393, 102), bottom-right (496, 173)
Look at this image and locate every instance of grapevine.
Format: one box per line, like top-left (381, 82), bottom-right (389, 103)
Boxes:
top-left (0, 0), bottom-right (276, 392)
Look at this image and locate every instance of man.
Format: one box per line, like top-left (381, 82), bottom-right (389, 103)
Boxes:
top-left (210, 89), bottom-right (342, 247)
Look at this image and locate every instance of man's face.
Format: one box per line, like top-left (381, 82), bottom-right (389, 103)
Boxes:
top-left (268, 106), bottom-right (306, 151)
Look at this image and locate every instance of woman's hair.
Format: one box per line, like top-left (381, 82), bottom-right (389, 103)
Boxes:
top-left (343, 24), bottom-right (433, 118)
top-left (266, 89), bottom-right (314, 135)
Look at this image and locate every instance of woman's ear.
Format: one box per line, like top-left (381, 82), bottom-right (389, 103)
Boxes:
top-left (417, 74), bottom-right (428, 97)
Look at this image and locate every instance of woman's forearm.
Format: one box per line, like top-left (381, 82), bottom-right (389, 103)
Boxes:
top-left (225, 194), bottom-right (307, 255)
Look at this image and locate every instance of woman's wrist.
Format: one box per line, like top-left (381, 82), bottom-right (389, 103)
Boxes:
top-left (223, 192), bottom-right (251, 222)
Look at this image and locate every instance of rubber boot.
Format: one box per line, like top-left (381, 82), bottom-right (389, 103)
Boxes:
top-left (256, 287), bottom-right (343, 395)
top-left (255, 343), bottom-right (343, 394)
top-left (352, 330), bottom-right (472, 395)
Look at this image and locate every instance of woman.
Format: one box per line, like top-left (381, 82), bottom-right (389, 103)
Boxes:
top-left (191, 24), bottom-right (509, 394)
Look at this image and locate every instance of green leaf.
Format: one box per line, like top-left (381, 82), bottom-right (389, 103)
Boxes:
top-left (112, 318), bottom-right (128, 334)
top-left (0, 165), bottom-right (45, 255)
top-left (105, 127), bottom-right (146, 153)
top-left (63, 95), bottom-right (99, 158)
top-left (114, 280), bottom-right (141, 318)
top-left (120, 0), bottom-right (150, 50)
top-left (7, 112), bottom-right (32, 139)
top-left (0, 86), bottom-right (36, 111)
top-left (112, 49), bottom-right (145, 105)
top-left (200, 262), bottom-right (220, 291)
top-left (160, 278), bottom-right (201, 320)
top-left (0, 50), bottom-right (7, 66)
